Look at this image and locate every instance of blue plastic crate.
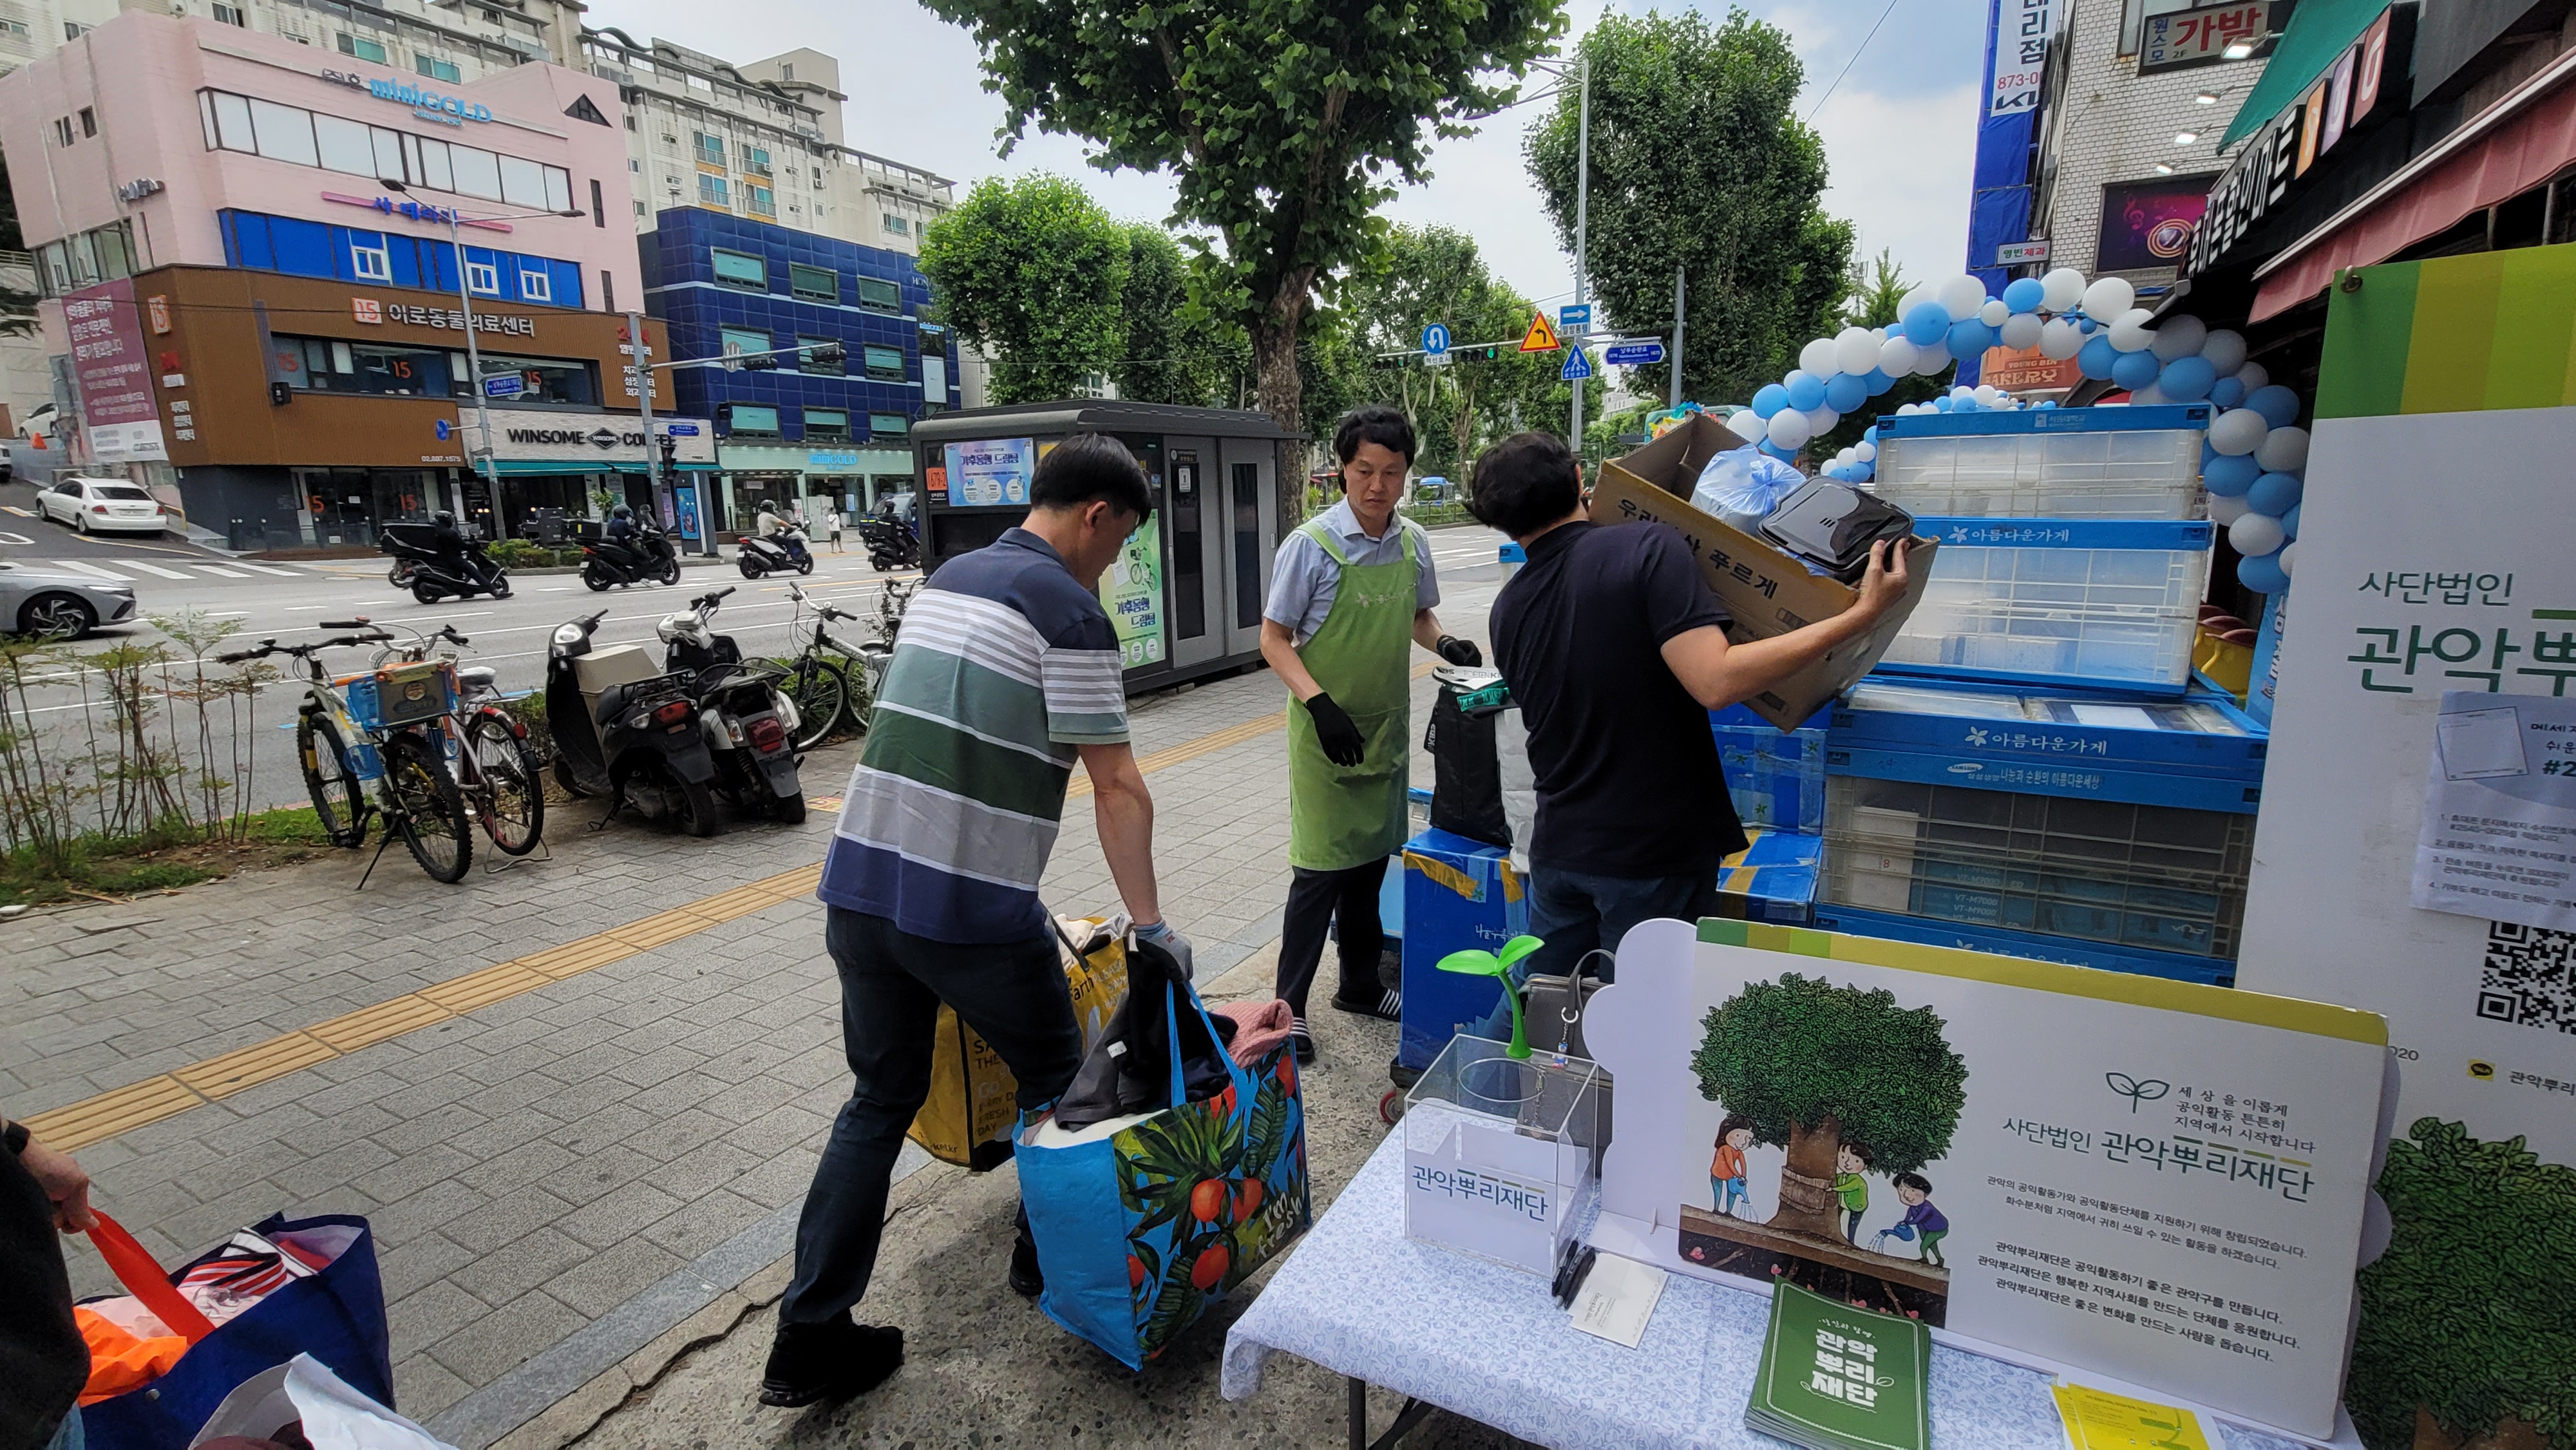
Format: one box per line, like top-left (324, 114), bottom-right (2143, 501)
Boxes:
top-left (1877, 518), bottom-right (2213, 695)
top-left (1396, 828), bottom-right (1528, 1072)
top-left (1710, 704), bottom-right (1830, 833)
top-left (1810, 903), bottom-right (2234, 986)
top-left (1715, 829), bottom-right (1821, 925)
top-left (1826, 675), bottom-right (2265, 813)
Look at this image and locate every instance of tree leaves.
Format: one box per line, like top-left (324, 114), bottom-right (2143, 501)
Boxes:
top-left (1689, 972), bottom-right (1968, 1176)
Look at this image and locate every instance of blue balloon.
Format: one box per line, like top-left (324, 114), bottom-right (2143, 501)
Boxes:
top-left (2246, 384), bottom-right (2301, 428)
top-left (2111, 349), bottom-right (2161, 390)
top-left (1928, 395), bottom-right (1955, 412)
top-left (1862, 367), bottom-right (1894, 396)
top-left (1825, 373), bottom-right (1868, 413)
top-left (1852, 462), bottom-right (1873, 482)
top-left (2035, 399), bottom-right (2060, 409)
top-left (2204, 453), bottom-right (2259, 496)
top-left (1785, 371), bottom-right (1828, 412)
top-left (2208, 375), bottom-right (2247, 409)
top-left (1752, 383), bottom-right (1790, 419)
top-left (1862, 425), bottom-right (1880, 444)
top-left (1902, 302), bottom-right (1952, 346)
top-left (2002, 278), bottom-right (2047, 313)
top-left (1759, 440), bottom-right (1797, 461)
top-left (2159, 354), bottom-right (2217, 402)
top-left (2247, 470), bottom-right (2304, 515)
top-left (1947, 318), bottom-right (1995, 361)
top-left (2078, 317), bottom-right (2098, 334)
top-left (2077, 335), bottom-right (2119, 380)
top-left (2280, 504), bottom-right (2302, 540)
top-left (2237, 554), bottom-right (2291, 595)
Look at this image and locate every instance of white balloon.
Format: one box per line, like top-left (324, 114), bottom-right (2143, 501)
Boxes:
top-left (2208, 493), bottom-right (2252, 525)
top-left (2230, 511), bottom-right (2286, 558)
top-left (2081, 276), bottom-right (2136, 319)
top-left (1766, 410), bottom-right (1812, 449)
top-left (1879, 335), bottom-right (1920, 375)
top-left (1855, 440), bottom-right (1877, 462)
top-left (1801, 337), bottom-right (1840, 377)
top-left (1973, 384), bottom-right (2002, 406)
top-left (2278, 542), bottom-right (2298, 578)
top-left (2150, 314), bottom-right (2207, 362)
top-left (1835, 326), bottom-right (1880, 377)
top-left (1728, 408), bottom-right (1766, 443)
top-left (2199, 328), bottom-right (2248, 376)
top-left (2254, 424), bottom-right (2309, 472)
top-left (2208, 408), bottom-right (2269, 456)
top-left (1914, 348), bottom-right (1953, 376)
top-left (2040, 268), bottom-right (2088, 312)
top-left (2235, 360), bottom-right (2269, 393)
top-left (1978, 298), bottom-right (2010, 328)
top-left (1804, 404), bottom-right (1839, 435)
top-left (2108, 308), bottom-right (2158, 353)
top-left (2037, 317), bottom-right (2085, 360)
top-left (1948, 385), bottom-right (1975, 401)
top-left (1899, 284), bottom-right (1937, 320)
top-left (1937, 274), bottom-right (1989, 321)
top-left (1835, 447), bottom-right (1857, 466)
top-left (1870, 326), bottom-right (1888, 344)
top-left (2128, 384), bottom-right (2167, 406)
top-left (1998, 312), bottom-right (2044, 350)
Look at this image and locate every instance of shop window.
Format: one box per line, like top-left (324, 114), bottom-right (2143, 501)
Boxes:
top-left (350, 234), bottom-right (392, 281)
top-left (518, 266), bottom-right (550, 301)
top-left (789, 263), bottom-right (837, 303)
top-left (726, 404), bottom-right (781, 437)
top-left (720, 325), bottom-right (770, 367)
top-left (464, 258), bottom-right (499, 294)
top-left (862, 344), bottom-right (905, 382)
top-left (416, 55), bottom-right (461, 83)
top-left (500, 155), bottom-right (547, 209)
top-left (855, 276), bottom-right (901, 314)
top-left (711, 249), bottom-right (765, 290)
top-left (869, 412), bottom-right (908, 440)
top-left (466, 350), bottom-right (598, 405)
top-left (799, 336), bottom-right (841, 373)
top-left (697, 174), bottom-right (729, 209)
top-left (313, 113), bottom-right (375, 176)
top-left (804, 408), bottom-right (849, 440)
top-left (276, 335), bottom-right (452, 397)
top-left (336, 32), bottom-right (386, 63)
top-left (249, 97), bottom-right (319, 167)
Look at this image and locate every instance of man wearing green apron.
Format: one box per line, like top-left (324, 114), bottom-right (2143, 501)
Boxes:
top-left (1260, 406), bottom-right (1482, 1064)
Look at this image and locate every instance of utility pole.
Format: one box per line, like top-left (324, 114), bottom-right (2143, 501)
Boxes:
top-left (1671, 264), bottom-right (1687, 410)
top-left (626, 308), bottom-right (665, 546)
top-left (1569, 52), bottom-right (1591, 446)
top-left (441, 209), bottom-right (499, 534)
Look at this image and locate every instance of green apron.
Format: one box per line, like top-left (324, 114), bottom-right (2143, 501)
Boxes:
top-left (1286, 519), bottom-right (1419, 872)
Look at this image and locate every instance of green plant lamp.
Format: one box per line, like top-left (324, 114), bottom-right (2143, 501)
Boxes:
top-left (1436, 935), bottom-right (1544, 1059)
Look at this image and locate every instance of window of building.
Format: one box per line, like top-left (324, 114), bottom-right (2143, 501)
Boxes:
top-left (464, 350), bottom-right (597, 405)
top-left (33, 220), bottom-right (137, 296)
top-left (601, 268), bottom-right (615, 312)
top-left (788, 263), bottom-right (837, 303)
top-left (277, 335), bottom-right (448, 397)
top-left (51, 117), bottom-right (73, 147)
top-left (797, 336), bottom-right (840, 373)
top-left (746, 185), bottom-right (775, 218)
top-left (710, 249), bottom-right (765, 290)
top-left (869, 413), bottom-right (909, 440)
top-left (350, 234), bottom-right (392, 281)
top-left (693, 131), bottom-right (723, 166)
top-left (196, 89), bottom-right (569, 207)
top-left (416, 55), bottom-right (460, 83)
top-left (855, 276), bottom-right (900, 313)
top-left (882, 214), bottom-right (907, 236)
top-left (336, 32), bottom-right (386, 62)
top-left (77, 108), bottom-right (95, 138)
top-left (313, 113), bottom-right (375, 176)
top-left (725, 404), bottom-right (781, 437)
top-left (634, 200), bottom-right (647, 217)
top-left (211, 3), bottom-right (243, 23)
top-left (804, 408), bottom-right (849, 440)
top-left (720, 325), bottom-right (770, 366)
top-left (518, 266), bottom-right (550, 301)
top-left (464, 258), bottom-right (499, 294)
top-left (62, 21), bottom-right (86, 38)
top-left (0, 17), bottom-right (31, 34)
top-left (697, 173), bottom-right (728, 208)
top-left (741, 144), bottom-right (770, 177)
top-left (862, 344), bottom-right (904, 382)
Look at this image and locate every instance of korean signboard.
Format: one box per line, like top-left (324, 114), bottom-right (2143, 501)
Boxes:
top-left (2186, 5), bottom-right (2412, 276)
top-left (942, 437), bottom-right (1035, 508)
top-left (1099, 522), bottom-right (1166, 670)
top-left (2097, 174), bottom-right (2217, 272)
top-left (2139, 0), bottom-right (2278, 73)
top-left (478, 408), bottom-right (715, 466)
top-left (1988, 0), bottom-right (2058, 117)
top-left (1977, 343), bottom-right (2083, 395)
top-left (66, 279), bottom-right (166, 464)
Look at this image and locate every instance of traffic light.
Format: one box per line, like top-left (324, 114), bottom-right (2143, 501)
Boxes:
top-left (658, 435), bottom-right (679, 465)
top-left (804, 342), bottom-right (846, 368)
top-left (739, 351), bottom-right (779, 372)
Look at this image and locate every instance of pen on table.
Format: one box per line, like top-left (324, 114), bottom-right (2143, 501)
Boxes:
top-left (1557, 1247), bottom-right (1599, 1310)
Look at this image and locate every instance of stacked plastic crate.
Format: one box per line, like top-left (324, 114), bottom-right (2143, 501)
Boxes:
top-left (1814, 405), bottom-right (2268, 985)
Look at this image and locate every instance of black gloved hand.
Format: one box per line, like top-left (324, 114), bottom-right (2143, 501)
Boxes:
top-left (1303, 692), bottom-right (1368, 767)
top-left (1435, 635), bottom-right (1483, 667)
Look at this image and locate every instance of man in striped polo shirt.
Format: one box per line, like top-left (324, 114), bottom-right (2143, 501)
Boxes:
top-left (764, 432), bottom-right (1187, 1408)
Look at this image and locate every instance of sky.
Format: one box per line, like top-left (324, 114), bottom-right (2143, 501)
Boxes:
top-left (588, 1), bottom-right (1991, 312)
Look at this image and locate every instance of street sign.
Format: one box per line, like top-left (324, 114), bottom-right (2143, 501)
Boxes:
top-left (1604, 340), bottom-right (1666, 366)
top-left (1558, 303), bottom-right (1591, 334)
top-left (664, 422), bottom-right (701, 436)
top-left (1421, 322), bottom-right (1451, 357)
top-left (1519, 314), bottom-right (1562, 353)
top-left (1560, 349), bottom-right (1594, 381)
top-left (1423, 350), bottom-right (1451, 368)
top-left (482, 375), bottom-right (524, 399)
top-left (434, 419), bottom-right (451, 441)
top-left (618, 342), bottom-right (654, 356)
top-left (1996, 239), bottom-right (2052, 265)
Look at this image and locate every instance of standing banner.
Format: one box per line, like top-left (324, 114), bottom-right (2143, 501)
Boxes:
top-left (66, 278), bottom-right (167, 464)
top-left (2236, 243), bottom-right (2576, 1450)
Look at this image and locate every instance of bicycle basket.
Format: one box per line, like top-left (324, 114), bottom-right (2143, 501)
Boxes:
top-left (347, 661), bottom-right (457, 731)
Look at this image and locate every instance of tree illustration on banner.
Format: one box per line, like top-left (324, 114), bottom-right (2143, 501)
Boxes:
top-left (1690, 973), bottom-right (1967, 1242)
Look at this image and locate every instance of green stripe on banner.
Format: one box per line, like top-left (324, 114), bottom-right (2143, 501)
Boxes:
top-left (2490, 247), bottom-right (2576, 411)
top-left (2316, 261), bottom-right (2419, 419)
top-left (2401, 252), bottom-right (2504, 416)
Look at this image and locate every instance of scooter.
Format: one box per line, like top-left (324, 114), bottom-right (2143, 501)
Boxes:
top-left (543, 607), bottom-right (724, 836)
top-left (381, 525), bottom-right (512, 604)
top-left (657, 587), bottom-right (806, 824)
top-left (737, 523), bottom-right (815, 579)
top-left (857, 513), bottom-right (920, 572)
top-left (576, 519), bottom-right (681, 591)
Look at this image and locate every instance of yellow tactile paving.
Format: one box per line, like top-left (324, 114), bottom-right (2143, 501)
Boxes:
top-left (306, 995), bottom-right (453, 1053)
top-left (419, 962), bottom-right (550, 1014)
top-left (605, 909), bottom-right (716, 951)
top-left (175, 1033), bottom-right (336, 1098)
top-left (21, 1076), bottom-right (203, 1149)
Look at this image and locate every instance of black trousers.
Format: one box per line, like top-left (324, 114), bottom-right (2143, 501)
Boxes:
top-left (779, 907), bottom-right (1081, 1326)
top-left (1273, 857), bottom-right (1391, 1018)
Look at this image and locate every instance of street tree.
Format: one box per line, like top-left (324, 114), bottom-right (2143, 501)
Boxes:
top-left (1528, 10), bottom-right (1854, 409)
top-left (917, 174), bottom-right (1130, 404)
top-left (1818, 248), bottom-right (1941, 459)
top-left (1336, 225), bottom-right (1569, 482)
top-left (925, 0), bottom-right (1566, 529)
top-left (1690, 973), bottom-right (1967, 1243)
top-left (1116, 223), bottom-right (1235, 408)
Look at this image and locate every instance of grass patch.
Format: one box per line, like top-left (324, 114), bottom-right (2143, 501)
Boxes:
top-left (1, 804), bottom-right (341, 909)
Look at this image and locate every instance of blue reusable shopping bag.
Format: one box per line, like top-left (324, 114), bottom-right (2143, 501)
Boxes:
top-left (1018, 974), bottom-right (1311, 1370)
top-left (82, 1213), bottom-right (393, 1450)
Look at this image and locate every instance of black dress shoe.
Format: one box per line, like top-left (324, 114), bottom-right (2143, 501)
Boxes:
top-left (759, 1317), bottom-right (904, 1408)
top-left (1010, 1221), bottom-right (1045, 1297)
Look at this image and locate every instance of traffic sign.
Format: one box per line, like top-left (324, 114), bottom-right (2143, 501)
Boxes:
top-left (482, 375), bottom-right (524, 399)
top-left (1421, 322), bottom-right (1451, 356)
top-left (1558, 303), bottom-right (1591, 334)
top-left (1423, 350), bottom-right (1451, 368)
top-left (663, 422), bottom-right (701, 436)
top-left (434, 419), bottom-right (451, 441)
top-left (1604, 339), bottom-right (1666, 366)
top-left (1560, 349), bottom-right (1594, 381)
top-left (1519, 313), bottom-right (1562, 353)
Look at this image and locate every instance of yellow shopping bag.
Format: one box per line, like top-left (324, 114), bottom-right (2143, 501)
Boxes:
top-left (907, 916), bottom-right (1130, 1167)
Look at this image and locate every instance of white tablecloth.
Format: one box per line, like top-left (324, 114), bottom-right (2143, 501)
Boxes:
top-left (1222, 1123), bottom-right (2313, 1450)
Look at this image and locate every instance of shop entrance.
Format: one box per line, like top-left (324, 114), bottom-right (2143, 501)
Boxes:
top-left (291, 468), bottom-right (440, 547)
top-left (729, 473), bottom-right (800, 537)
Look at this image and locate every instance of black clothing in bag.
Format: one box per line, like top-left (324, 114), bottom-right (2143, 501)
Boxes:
top-left (1427, 684), bottom-right (1510, 848)
top-left (1053, 936), bottom-right (1233, 1131)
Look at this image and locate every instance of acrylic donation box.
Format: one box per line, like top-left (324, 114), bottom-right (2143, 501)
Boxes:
top-left (1401, 1034), bottom-right (1606, 1274)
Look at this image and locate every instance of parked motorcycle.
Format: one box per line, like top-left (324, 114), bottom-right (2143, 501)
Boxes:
top-left (658, 587), bottom-right (806, 824)
top-left (576, 518), bottom-right (682, 591)
top-left (381, 523), bottom-right (511, 605)
top-left (737, 522), bottom-right (815, 579)
top-left (857, 511), bottom-right (920, 572)
top-left (544, 607), bottom-right (724, 836)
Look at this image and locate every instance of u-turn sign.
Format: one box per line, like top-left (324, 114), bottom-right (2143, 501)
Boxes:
top-left (1421, 323), bottom-right (1450, 357)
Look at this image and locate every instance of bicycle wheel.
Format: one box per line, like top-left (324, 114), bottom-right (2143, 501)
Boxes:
top-left (468, 713), bottom-right (545, 856)
top-left (383, 734), bottom-right (474, 883)
top-left (298, 712), bottom-right (366, 847)
top-left (784, 655), bottom-right (849, 749)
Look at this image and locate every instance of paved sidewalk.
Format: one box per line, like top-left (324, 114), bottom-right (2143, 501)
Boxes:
top-left (7, 538), bottom-right (1511, 1448)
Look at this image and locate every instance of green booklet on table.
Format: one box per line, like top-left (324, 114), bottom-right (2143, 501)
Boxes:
top-left (1745, 1279), bottom-right (1931, 1450)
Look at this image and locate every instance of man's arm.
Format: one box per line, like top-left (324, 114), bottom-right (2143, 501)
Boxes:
top-left (1660, 540), bottom-right (1913, 710)
top-left (1260, 619), bottom-right (1323, 702)
top-left (1412, 609), bottom-right (1445, 652)
top-left (1078, 741), bottom-right (1161, 927)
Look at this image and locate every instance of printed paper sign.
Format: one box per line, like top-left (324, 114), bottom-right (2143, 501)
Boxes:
top-left (2412, 691), bottom-right (2576, 931)
top-left (943, 437), bottom-right (1034, 508)
top-left (2050, 1383), bottom-right (2211, 1450)
top-left (1099, 522), bottom-right (1166, 669)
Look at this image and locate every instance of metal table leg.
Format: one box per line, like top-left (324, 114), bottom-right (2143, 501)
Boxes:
top-left (1347, 1377), bottom-right (1436, 1450)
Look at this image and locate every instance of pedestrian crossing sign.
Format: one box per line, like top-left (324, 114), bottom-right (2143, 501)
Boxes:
top-left (1519, 313), bottom-right (1562, 353)
top-left (1560, 349), bottom-right (1594, 381)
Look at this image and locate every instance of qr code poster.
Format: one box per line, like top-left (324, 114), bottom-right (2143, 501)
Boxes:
top-left (2479, 920), bottom-right (2576, 1036)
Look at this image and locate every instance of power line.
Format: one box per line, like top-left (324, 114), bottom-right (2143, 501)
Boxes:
top-left (1806, 0), bottom-right (1903, 122)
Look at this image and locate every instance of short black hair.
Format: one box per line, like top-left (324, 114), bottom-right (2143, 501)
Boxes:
top-left (1334, 404), bottom-right (1416, 467)
top-left (1841, 1143), bottom-right (1870, 1167)
top-left (1466, 431), bottom-right (1584, 538)
top-left (1716, 1113), bottom-right (1756, 1144)
top-left (1028, 431), bottom-right (1153, 522)
top-left (1894, 1171), bottom-right (1933, 1194)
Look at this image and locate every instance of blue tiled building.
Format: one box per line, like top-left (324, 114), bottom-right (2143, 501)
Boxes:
top-left (640, 207), bottom-right (958, 535)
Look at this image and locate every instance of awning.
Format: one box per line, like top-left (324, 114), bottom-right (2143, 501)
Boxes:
top-left (2251, 47), bottom-right (2576, 320)
top-left (2217, 0), bottom-right (2392, 150)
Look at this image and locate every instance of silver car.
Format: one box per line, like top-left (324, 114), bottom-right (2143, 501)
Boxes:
top-left (0, 560), bottom-right (138, 638)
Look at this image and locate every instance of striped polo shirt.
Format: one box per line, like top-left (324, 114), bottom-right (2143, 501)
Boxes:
top-left (819, 528), bottom-right (1128, 943)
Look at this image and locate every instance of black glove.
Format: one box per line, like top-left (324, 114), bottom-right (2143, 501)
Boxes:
top-left (1303, 692), bottom-right (1368, 767)
top-left (1435, 635), bottom-right (1482, 667)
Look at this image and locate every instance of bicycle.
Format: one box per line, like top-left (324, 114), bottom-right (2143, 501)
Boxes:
top-left (777, 583), bottom-right (891, 749)
top-left (218, 623), bottom-right (475, 884)
top-left (365, 619), bottom-right (545, 860)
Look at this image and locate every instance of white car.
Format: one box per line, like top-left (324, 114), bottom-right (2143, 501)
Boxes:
top-left (39, 476), bottom-right (173, 535)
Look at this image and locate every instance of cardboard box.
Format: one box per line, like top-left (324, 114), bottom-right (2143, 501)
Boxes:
top-left (1712, 828), bottom-right (1823, 925)
top-left (1592, 412), bottom-right (1938, 730)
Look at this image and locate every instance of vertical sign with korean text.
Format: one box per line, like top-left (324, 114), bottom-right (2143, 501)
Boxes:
top-left (1098, 522), bottom-right (1166, 670)
top-left (1988, 0), bottom-right (2056, 116)
top-left (66, 279), bottom-right (167, 464)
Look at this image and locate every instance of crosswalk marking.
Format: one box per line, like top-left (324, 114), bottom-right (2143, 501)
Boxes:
top-left (191, 564), bottom-right (251, 578)
top-left (49, 559), bottom-right (126, 579)
top-left (233, 563), bottom-right (303, 577)
top-left (114, 559), bottom-right (193, 579)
